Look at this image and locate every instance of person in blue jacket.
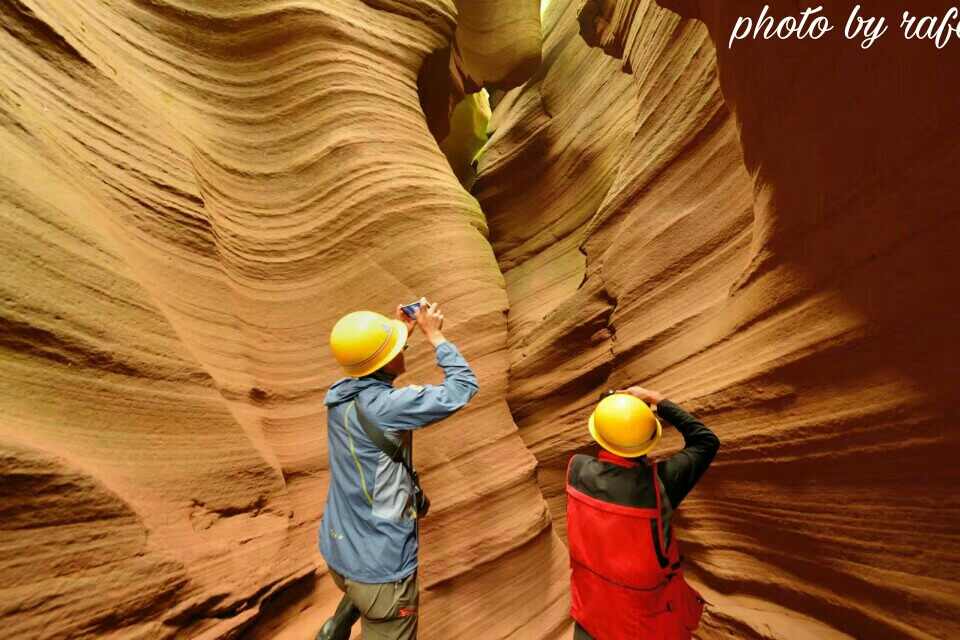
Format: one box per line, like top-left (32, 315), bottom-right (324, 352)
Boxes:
top-left (317, 297), bottom-right (479, 640)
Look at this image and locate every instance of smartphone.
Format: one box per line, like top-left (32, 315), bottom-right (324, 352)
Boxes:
top-left (401, 301), bottom-right (422, 319)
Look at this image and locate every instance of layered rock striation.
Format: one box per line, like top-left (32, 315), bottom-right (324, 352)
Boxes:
top-left (1, 1), bottom-right (566, 638)
top-left (477, 0), bottom-right (960, 638)
top-left (2, 0), bottom-right (958, 638)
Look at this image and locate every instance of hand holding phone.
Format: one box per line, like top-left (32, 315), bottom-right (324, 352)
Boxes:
top-left (401, 301), bottom-right (422, 319)
top-left (414, 297), bottom-right (446, 348)
top-left (397, 298), bottom-right (445, 347)
top-left (396, 300), bottom-right (422, 333)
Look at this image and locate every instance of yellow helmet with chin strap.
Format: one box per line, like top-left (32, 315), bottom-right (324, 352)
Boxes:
top-left (330, 311), bottom-right (408, 378)
top-left (589, 393), bottom-right (662, 458)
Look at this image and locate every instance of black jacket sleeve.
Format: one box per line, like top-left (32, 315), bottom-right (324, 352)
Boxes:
top-left (656, 400), bottom-right (720, 508)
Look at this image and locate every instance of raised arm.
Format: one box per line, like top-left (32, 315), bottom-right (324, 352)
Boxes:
top-left (655, 400), bottom-right (719, 507)
top-left (618, 386), bottom-right (720, 508)
top-left (369, 342), bottom-right (478, 429)
top-left (368, 298), bottom-right (479, 429)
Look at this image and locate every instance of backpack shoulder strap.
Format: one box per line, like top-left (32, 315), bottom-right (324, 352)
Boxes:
top-left (352, 400), bottom-right (403, 463)
top-left (352, 400), bottom-right (420, 486)
top-left (651, 462), bottom-right (672, 569)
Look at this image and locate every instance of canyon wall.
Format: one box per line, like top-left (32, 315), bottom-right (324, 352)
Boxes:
top-left (477, 0), bottom-right (959, 638)
top-left (0, 1), bottom-right (569, 638)
top-left (2, 0), bottom-right (958, 638)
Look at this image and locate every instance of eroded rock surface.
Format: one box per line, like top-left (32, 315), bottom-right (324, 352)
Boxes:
top-left (2, 0), bottom-right (958, 638)
top-left (1, 1), bottom-right (567, 638)
top-left (477, 0), bottom-right (960, 638)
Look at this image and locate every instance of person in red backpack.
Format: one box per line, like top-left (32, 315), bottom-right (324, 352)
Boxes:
top-left (566, 386), bottom-right (720, 640)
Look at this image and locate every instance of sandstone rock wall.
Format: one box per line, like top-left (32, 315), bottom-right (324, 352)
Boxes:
top-left (1, 1), bottom-right (568, 638)
top-left (2, 0), bottom-right (958, 638)
top-left (477, 0), bottom-right (960, 638)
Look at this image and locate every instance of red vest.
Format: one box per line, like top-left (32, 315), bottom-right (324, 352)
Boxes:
top-left (566, 452), bottom-right (705, 639)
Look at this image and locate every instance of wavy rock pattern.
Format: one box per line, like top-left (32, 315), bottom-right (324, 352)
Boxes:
top-left (1, 1), bottom-right (567, 638)
top-left (420, 0), bottom-right (540, 143)
top-left (3, 0), bottom-right (958, 638)
top-left (453, 0), bottom-right (542, 92)
top-left (478, 0), bottom-right (959, 638)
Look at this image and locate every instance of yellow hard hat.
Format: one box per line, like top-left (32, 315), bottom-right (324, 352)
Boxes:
top-left (588, 393), bottom-right (662, 458)
top-left (330, 311), bottom-right (408, 378)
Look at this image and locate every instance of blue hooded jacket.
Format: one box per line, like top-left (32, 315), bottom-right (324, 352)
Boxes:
top-left (320, 341), bottom-right (479, 583)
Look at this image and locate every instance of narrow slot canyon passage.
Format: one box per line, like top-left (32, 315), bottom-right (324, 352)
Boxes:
top-left (1, 1), bottom-right (957, 639)
top-left (418, 1), bottom-right (960, 638)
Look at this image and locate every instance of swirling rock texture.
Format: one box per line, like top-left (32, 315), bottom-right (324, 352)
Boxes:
top-left (477, 0), bottom-right (960, 638)
top-left (2, 0), bottom-right (958, 640)
top-left (0, 1), bottom-right (569, 638)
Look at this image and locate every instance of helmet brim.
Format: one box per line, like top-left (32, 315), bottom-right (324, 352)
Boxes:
top-left (588, 412), bottom-right (662, 458)
top-left (342, 320), bottom-right (408, 378)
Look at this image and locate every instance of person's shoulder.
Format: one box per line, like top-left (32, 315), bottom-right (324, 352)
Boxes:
top-left (366, 383), bottom-right (433, 412)
top-left (567, 454), bottom-right (595, 480)
top-left (388, 384), bottom-right (429, 398)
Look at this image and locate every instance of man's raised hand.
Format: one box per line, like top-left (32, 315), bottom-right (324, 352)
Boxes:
top-left (617, 386), bottom-right (665, 408)
top-left (415, 297), bottom-right (446, 348)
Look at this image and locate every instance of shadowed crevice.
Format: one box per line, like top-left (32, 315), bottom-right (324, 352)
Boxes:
top-left (2, 0), bottom-right (91, 67)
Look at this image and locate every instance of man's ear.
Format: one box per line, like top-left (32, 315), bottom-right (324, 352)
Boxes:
top-left (382, 352), bottom-right (404, 374)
